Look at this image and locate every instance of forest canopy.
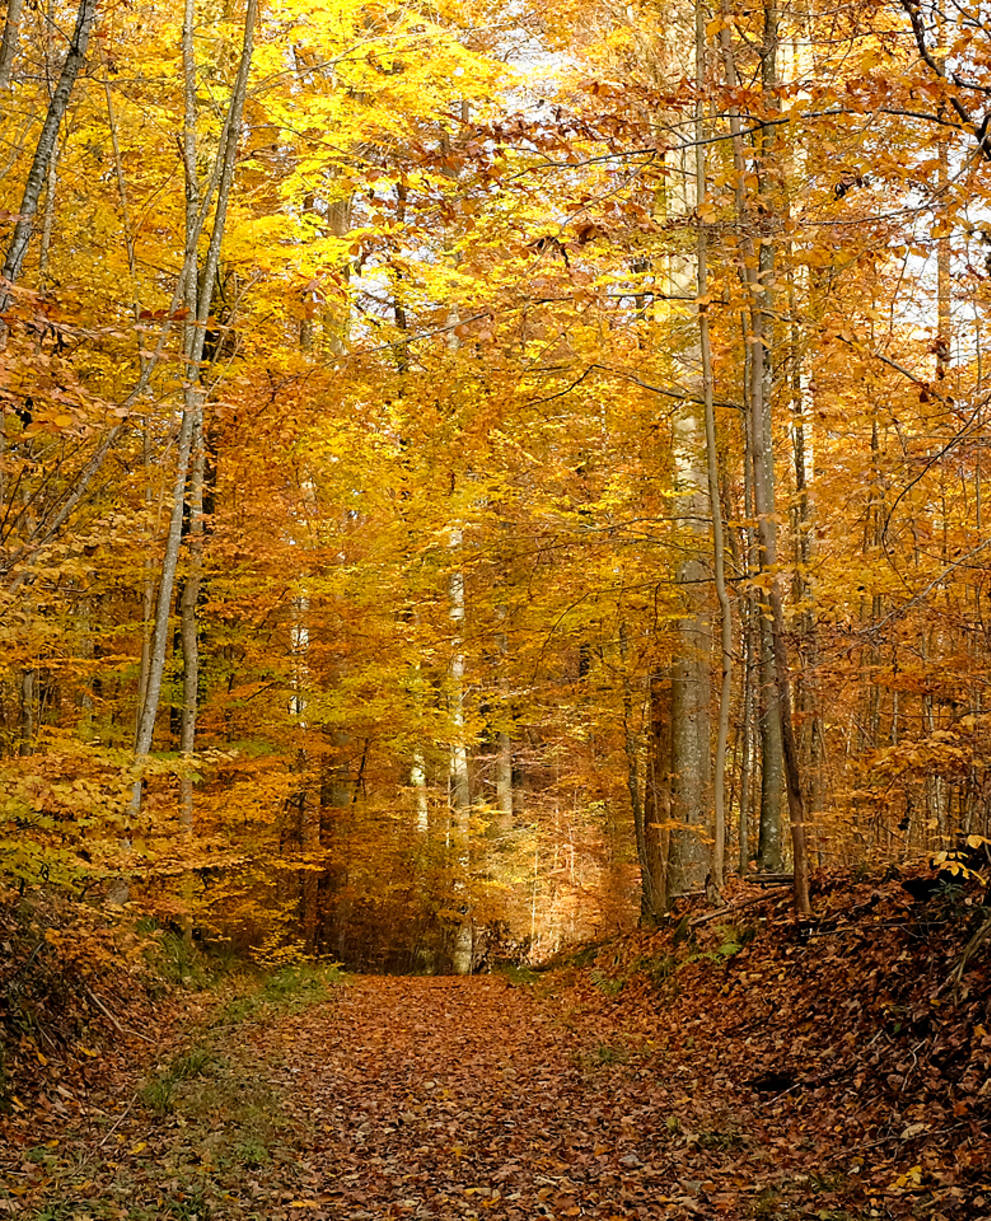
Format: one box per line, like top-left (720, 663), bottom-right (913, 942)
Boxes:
top-left (1, 0), bottom-right (990, 971)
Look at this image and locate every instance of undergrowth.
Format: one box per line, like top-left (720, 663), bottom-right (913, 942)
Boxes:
top-left (2, 950), bottom-right (349, 1219)
top-left (0, 883), bottom-right (348, 1114)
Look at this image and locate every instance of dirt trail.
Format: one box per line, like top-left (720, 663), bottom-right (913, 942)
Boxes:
top-left (1, 970), bottom-right (876, 1219)
top-left (258, 975), bottom-right (786, 1220)
top-left (6, 882), bottom-right (989, 1219)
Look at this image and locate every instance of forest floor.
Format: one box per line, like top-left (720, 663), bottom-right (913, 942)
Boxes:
top-left (1, 873), bottom-right (989, 1220)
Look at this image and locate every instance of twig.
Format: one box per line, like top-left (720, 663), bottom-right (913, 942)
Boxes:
top-left (83, 985), bottom-right (155, 1044)
top-left (93, 1090), bottom-right (139, 1151)
top-left (689, 889), bottom-right (789, 927)
top-left (941, 912), bottom-right (991, 996)
top-left (824, 1121), bottom-right (967, 1166)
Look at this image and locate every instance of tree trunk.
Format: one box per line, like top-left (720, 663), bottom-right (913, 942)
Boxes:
top-left (662, 60), bottom-right (712, 905)
top-left (0, 0), bottom-right (24, 90)
top-left (494, 616), bottom-right (513, 831)
top-left (642, 672), bottom-right (670, 916)
top-left (177, 0), bottom-right (203, 872)
top-left (131, 0), bottom-right (257, 802)
top-left (757, 616), bottom-right (785, 870)
top-left (696, 0), bottom-right (731, 892)
top-left (449, 522), bottom-right (473, 974)
top-left (0, 0), bottom-right (96, 315)
top-left (721, 0), bottom-right (811, 915)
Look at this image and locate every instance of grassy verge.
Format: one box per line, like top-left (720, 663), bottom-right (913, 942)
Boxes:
top-left (1, 960), bottom-right (348, 1220)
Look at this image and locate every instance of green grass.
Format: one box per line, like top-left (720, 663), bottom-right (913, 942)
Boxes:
top-left (138, 922), bottom-right (242, 996)
top-left (140, 1043), bottom-right (218, 1115)
top-left (592, 1041), bottom-right (629, 1065)
top-left (588, 966), bottom-right (624, 996)
top-left (214, 960), bottom-right (347, 1027)
top-left (497, 962), bottom-right (542, 986)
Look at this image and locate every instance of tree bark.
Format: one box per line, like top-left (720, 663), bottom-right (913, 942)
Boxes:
top-left (720, 0), bottom-right (812, 915)
top-left (642, 672), bottom-right (670, 916)
top-left (696, 0), bottom-right (732, 891)
top-left (0, 0), bottom-right (24, 91)
top-left (131, 0), bottom-right (257, 797)
top-left (494, 615), bottom-right (513, 831)
top-left (449, 522), bottom-right (473, 974)
top-left (0, 0), bottom-right (97, 314)
top-left (664, 157), bottom-right (711, 903)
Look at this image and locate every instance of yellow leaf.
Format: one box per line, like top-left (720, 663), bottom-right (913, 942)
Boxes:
top-left (891, 1164), bottom-right (923, 1191)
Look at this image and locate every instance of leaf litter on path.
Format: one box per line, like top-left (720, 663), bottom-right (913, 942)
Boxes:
top-left (3, 926), bottom-right (985, 1220)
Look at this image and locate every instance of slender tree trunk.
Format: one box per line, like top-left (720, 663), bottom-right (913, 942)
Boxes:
top-left (721, 0), bottom-right (812, 915)
top-left (0, 0), bottom-right (24, 90)
top-left (695, 0), bottom-right (731, 891)
top-left (37, 142), bottom-right (58, 286)
top-left (663, 80), bottom-right (711, 905)
top-left (449, 522), bottom-right (473, 974)
top-left (135, 426), bottom-right (155, 737)
top-left (757, 616), bottom-right (785, 870)
top-left (666, 370), bottom-right (711, 901)
top-left (131, 0), bottom-right (257, 797)
top-left (494, 615), bottom-right (513, 831)
top-left (0, 0), bottom-right (96, 314)
top-left (177, 0), bottom-right (202, 869)
top-left (411, 738), bottom-right (430, 834)
top-left (642, 671), bottom-right (670, 914)
top-left (718, 11), bottom-right (783, 872)
top-left (739, 338), bottom-right (757, 874)
top-left (739, 606), bottom-right (754, 870)
top-left (788, 272), bottom-right (821, 824)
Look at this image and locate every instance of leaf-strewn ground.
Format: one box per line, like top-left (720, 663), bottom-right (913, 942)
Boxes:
top-left (1, 876), bottom-right (989, 1219)
top-left (3, 972), bottom-right (830, 1220)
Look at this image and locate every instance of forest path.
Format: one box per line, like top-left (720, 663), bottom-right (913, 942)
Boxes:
top-left (257, 974), bottom-right (787, 1220)
top-left (1, 970), bottom-right (858, 1220)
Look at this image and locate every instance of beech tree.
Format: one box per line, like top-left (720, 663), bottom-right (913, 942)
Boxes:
top-left (3, 0), bottom-right (991, 960)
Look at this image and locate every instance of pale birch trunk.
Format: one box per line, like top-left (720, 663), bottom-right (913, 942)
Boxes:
top-left (494, 616), bottom-right (513, 830)
top-left (412, 738), bottom-right (430, 834)
top-left (442, 161), bottom-right (474, 968)
top-left (178, 0), bottom-right (203, 856)
top-left (449, 523), bottom-right (473, 974)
